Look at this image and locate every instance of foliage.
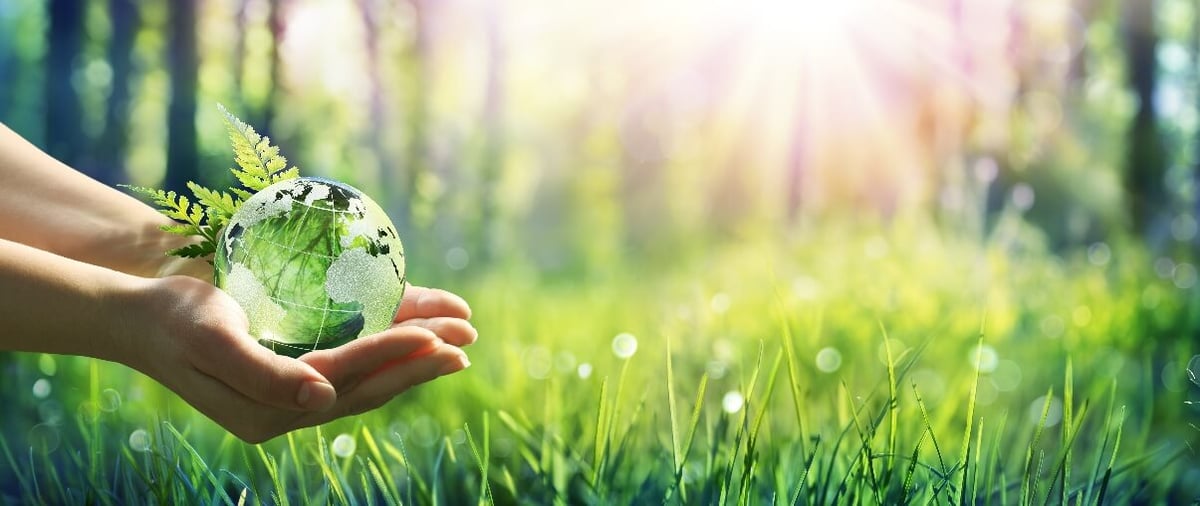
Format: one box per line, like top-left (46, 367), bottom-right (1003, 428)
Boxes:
top-left (122, 105), bottom-right (299, 259)
top-left (1, 225), bottom-right (1197, 504)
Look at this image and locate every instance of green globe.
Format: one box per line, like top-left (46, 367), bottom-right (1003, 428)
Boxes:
top-left (214, 177), bottom-right (406, 357)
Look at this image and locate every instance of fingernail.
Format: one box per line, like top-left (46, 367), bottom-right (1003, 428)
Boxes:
top-left (439, 355), bottom-right (471, 376)
top-left (297, 381), bottom-right (336, 411)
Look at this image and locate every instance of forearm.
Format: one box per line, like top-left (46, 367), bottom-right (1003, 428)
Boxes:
top-left (0, 123), bottom-right (192, 278)
top-left (0, 237), bottom-right (144, 361)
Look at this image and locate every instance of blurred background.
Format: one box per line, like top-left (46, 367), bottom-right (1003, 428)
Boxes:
top-left (0, 0), bottom-right (1196, 273)
top-left (3, 0), bottom-right (1200, 501)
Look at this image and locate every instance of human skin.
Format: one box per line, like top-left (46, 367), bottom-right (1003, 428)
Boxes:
top-left (0, 123), bottom-right (476, 443)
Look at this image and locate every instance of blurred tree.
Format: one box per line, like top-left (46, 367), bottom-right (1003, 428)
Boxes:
top-left (1123, 0), bottom-right (1167, 235)
top-left (232, 0), bottom-right (249, 110)
top-left (357, 0), bottom-right (395, 222)
top-left (395, 0), bottom-right (432, 238)
top-left (475, 0), bottom-right (505, 264)
top-left (260, 0), bottom-right (284, 134)
top-left (45, 0), bottom-right (85, 166)
top-left (165, 0), bottom-right (198, 193)
top-left (94, 0), bottom-right (139, 185)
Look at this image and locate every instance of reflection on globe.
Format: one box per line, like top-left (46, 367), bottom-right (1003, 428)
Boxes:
top-left (214, 177), bottom-right (406, 357)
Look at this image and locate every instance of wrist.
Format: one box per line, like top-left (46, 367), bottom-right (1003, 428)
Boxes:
top-left (90, 271), bottom-right (156, 365)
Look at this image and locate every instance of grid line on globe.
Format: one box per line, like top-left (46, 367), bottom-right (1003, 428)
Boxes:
top-left (214, 177), bottom-right (407, 357)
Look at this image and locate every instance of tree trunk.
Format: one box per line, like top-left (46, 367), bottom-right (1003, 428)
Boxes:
top-left (397, 0), bottom-right (432, 238)
top-left (357, 0), bottom-right (395, 214)
top-left (232, 0), bottom-right (249, 110)
top-left (260, 0), bottom-right (284, 137)
top-left (95, 0), bottom-right (138, 185)
top-left (165, 0), bottom-right (199, 193)
top-left (45, 0), bottom-right (85, 166)
top-left (476, 0), bottom-right (504, 264)
top-left (1122, 0), bottom-right (1166, 235)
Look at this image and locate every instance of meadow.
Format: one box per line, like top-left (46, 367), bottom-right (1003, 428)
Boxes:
top-left (4, 0), bottom-right (1200, 503)
top-left (2, 215), bottom-right (1197, 504)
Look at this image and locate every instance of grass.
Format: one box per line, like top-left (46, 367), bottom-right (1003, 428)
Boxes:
top-left (1, 219), bottom-right (1198, 504)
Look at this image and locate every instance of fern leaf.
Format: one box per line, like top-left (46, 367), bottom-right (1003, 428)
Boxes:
top-left (187, 182), bottom-right (240, 221)
top-left (160, 223), bottom-right (199, 236)
top-left (231, 188), bottom-right (254, 201)
top-left (218, 103), bottom-right (292, 192)
top-left (270, 167), bottom-right (300, 184)
top-left (166, 242), bottom-right (216, 259)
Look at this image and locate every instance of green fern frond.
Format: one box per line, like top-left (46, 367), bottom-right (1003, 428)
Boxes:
top-left (166, 242), bottom-right (216, 259)
top-left (124, 105), bottom-right (304, 260)
top-left (218, 103), bottom-right (299, 191)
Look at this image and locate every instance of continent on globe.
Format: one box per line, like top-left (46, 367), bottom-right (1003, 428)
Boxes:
top-left (214, 177), bottom-right (406, 357)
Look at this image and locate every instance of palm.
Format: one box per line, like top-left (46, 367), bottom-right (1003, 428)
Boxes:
top-left (133, 277), bottom-right (475, 443)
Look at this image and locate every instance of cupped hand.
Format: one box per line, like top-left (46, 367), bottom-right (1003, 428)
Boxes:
top-left (120, 276), bottom-right (476, 443)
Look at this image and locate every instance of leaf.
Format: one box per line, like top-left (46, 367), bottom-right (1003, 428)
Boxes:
top-left (218, 103), bottom-right (294, 192)
top-left (187, 182), bottom-right (239, 221)
top-left (166, 242), bottom-right (215, 259)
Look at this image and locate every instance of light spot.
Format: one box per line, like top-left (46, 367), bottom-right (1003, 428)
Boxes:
top-left (1028, 395), bottom-right (1063, 428)
top-left (710, 293), bottom-right (732, 314)
top-left (331, 433), bottom-right (356, 458)
top-left (910, 369), bottom-right (946, 403)
top-left (722, 391), bottom-right (744, 414)
top-left (713, 339), bottom-right (734, 361)
top-left (523, 346), bottom-right (552, 379)
top-left (706, 360), bottom-right (728, 379)
top-left (451, 429), bottom-right (467, 445)
top-left (37, 354), bottom-right (56, 376)
top-left (876, 339), bottom-right (907, 365)
top-left (1171, 214), bottom-right (1198, 242)
top-left (389, 421), bottom-right (409, 440)
top-left (975, 379), bottom-right (999, 406)
top-left (577, 363), bottom-right (593, 379)
top-left (32, 379), bottom-right (51, 399)
top-left (1072, 306), bottom-right (1092, 327)
top-left (555, 351), bottom-right (577, 373)
top-left (445, 247), bottom-right (469, 270)
top-left (969, 344), bottom-right (998, 373)
top-left (100, 389), bottom-right (122, 412)
top-left (791, 276), bottom-right (822, 301)
top-left (1174, 263), bottom-right (1197, 289)
top-left (1011, 183), bottom-right (1035, 211)
top-left (1087, 242), bottom-right (1111, 266)
top-left (1041, 315), bottom-right (1065, 338)
top-left (992, 360), bottom-right (1023, 391)
top-left (28, 424), bottom-right (60, 455)
top-left (973, 157), bottom-right (998, 184)
top-left (816, 347), bottom-right (842, 373)
top-left (409, 416), bottom-right (440, 448)
top-left (129, 429), bottom-right (151, 452)
top-left (612, 333), bottom-right (638, 359)
top-left (1155, 257), bottom-right (1176, 279)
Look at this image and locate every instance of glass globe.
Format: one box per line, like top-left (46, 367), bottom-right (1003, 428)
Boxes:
top-left (214, 177), bottom-right (406, 357)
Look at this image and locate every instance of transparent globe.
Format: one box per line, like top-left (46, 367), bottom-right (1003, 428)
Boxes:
top-left (214, 177), bottom-right (406, 357)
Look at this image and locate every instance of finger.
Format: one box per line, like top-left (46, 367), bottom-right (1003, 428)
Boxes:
top-left (333, 343), bottom-right (470, 417)
top-left (190, 332), bottom-right (337, 413)
top-left (394, 317), bottom-right (478, 347)
top-left (393, 285), bottom-right (471, 322)
top-left (168, 366), bottom-right (299, 444)
top-left (299, 326), bottom-right (442, 391)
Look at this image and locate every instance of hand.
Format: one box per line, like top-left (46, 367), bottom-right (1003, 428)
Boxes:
top-left (118, 276), bottom-right (476, 443)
